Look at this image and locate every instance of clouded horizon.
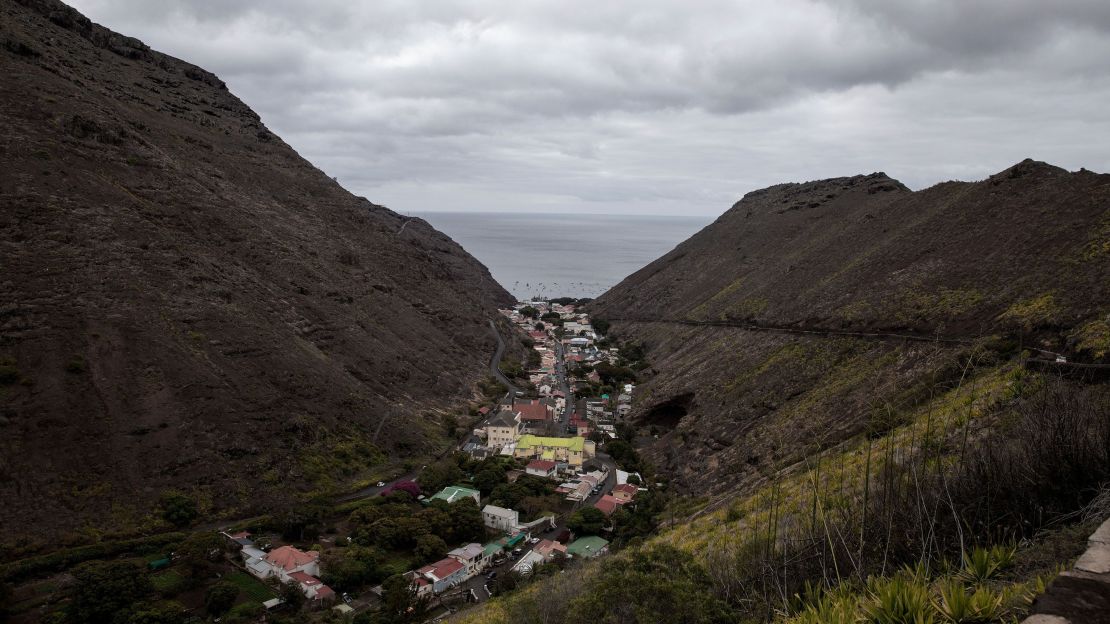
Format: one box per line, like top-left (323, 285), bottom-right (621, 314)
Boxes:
top-left (68, 1), bottom-right (1110, 216)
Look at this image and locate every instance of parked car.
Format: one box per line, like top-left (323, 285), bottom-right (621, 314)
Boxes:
top-left (376, 481), bottom-right (386, 487)
top-left (528, 537), bottom-right (540, 544)
top-left (486, 571), bottom-right (498, 580)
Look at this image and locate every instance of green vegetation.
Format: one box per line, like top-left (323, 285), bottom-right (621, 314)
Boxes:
top-left (998, 292), bottom-right (1061, 330)
top-left (225, 571), bottom-right (274, 602)
top-left (68, 560), bottom-right (153, 624)
top-left (158, 490), bottom-right (198, 528)
top-left (567, 507), bottom-right (606, 536)
top-left (299, 434), bottom-right (386, 490)
top-left (894, 286), bottom-right (984, 324)
top-left (204, 581), bottom-right (239, 616)
top-left (1072, 315), bottom-right (1110, 358)
top-left (520, 306), bottom-right (539, 319)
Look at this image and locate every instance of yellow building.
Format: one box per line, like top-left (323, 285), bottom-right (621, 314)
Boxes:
top-left (513, 435), bottom-right (595, 468)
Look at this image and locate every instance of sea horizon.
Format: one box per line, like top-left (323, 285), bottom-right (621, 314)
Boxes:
top-left (411, 211), bottom-right (714, 300)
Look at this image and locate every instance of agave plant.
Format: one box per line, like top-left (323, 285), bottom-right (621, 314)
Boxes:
top-left (934, 579), bottom-right (1006, 623)
top-left (860, 576), bottom-right (935, 624)
top-left (956, 545), bottom-right (1016, 585)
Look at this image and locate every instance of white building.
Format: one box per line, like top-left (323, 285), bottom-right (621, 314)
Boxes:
top-left (482, 504), bottom-right (520, 532)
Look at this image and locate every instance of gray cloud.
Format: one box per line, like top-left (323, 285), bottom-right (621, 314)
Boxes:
top-left (68, 0), bottom-right (1110, 215)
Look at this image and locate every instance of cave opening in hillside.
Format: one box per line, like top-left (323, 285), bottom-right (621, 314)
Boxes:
top-left (640, 392), bottom-right (694, 429)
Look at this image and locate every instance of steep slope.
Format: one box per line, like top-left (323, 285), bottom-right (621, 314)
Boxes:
top-left (591, 162), bottom-right (1110, 496)
top-left (0, 0), bottom-right (513, 543)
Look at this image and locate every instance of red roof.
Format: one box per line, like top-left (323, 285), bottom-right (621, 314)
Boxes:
top-left (418, 557), bottom-right (465, 581)
top-left (516, 402), bottom-right (551, 422)
top-left (612, 484), bottom-right (638, 498)
top-left (594, 495), bottom-right (624, 516)
top-left (229, 530), bottom-right (250, 539)
top-left (264, 546), bottom-right (318, 571)
top-left (526, 459), bottom-right (557, 472)
top-left (289, 571), bottom-right (322, 586)
top-left (314, 585), bottom-right (335, 600)
top-left (529, 331), bottom-right (547, 340)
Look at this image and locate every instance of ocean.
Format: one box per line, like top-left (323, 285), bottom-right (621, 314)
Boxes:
top-left (412, 212), bottom-right (713, 300)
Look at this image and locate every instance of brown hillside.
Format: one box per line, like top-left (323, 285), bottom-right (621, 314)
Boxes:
top-left (591, 161), bottom-right (1110, 497)
top-left (0, 0), bottom-right (513, 544)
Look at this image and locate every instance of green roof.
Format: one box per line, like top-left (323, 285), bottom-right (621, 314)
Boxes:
top-left (482, 542), bottom-right (504, 557)
top-left (429, 485), bottom-right (480, 504)
top-left (517, 434), bottom-right (584, 452)
top-left (566, 536), bottom-right (609, 557)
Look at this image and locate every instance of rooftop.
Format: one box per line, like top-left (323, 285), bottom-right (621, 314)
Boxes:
top-left (526, 459), bottom-right (557, 471)
top-left (430, 485), bottom-right (480, 504)
top-left (517, 434), bottom-right (585, 452)
top-left (486, 410), bottom-right (520, 428)
top-left (417, 557), bottom-right (465, 581)
top-left (566, 536), bottom-right (610, 557)
top-left (264, 545), bottom-right (319, 571)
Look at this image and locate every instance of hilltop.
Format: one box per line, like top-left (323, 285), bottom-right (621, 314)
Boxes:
top-left (590, 160), bottom-right (1109, 497)
top-left (0, 0), bottom-right (514, 545)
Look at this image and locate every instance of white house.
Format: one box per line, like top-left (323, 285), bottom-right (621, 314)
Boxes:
top-left (447, 543), bottom-right (489, 577)
top-left (482, 504), bottom-right (520, 532)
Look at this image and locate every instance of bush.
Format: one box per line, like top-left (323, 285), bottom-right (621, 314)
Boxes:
top-left (159, 491), bottom-right (198, 528)
top-left (205, 581), bottom-right (239, 615)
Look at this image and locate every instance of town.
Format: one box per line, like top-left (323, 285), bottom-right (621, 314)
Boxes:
top-left (210, 300), bottom-right (654, 621)
top-left (14, 300), bottom-right (660, 624)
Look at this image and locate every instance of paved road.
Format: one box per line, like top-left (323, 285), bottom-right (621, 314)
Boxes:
top-left (488, 319), bottom-right (519, 397)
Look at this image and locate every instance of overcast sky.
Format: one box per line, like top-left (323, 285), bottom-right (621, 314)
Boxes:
top-left (69, 1), bottom-right (1110, 216)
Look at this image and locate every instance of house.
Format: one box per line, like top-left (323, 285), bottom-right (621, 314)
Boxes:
top-left (429, 485), bottom-right (481, 505)
top-left (511, 538), bottom-right (566, 575)
top-left (241, 545), bottom-right (336, 601)
top-left (447, 543), bottom-right (489, 577)
top-left (566, 536), bottom-right (609, 558)
top-left (533, 539), bottom-right (567, 559)
top-left (264, 545), bottom-right (320, 580)
top-left (513, 434), bottom-right (595, 469)
top-left (611, 483), bottom-right (639, 503)
top-left (484, 409), bottom-right (522, 450)
top-left (482, 504), bottom-right (520, 532)
top-left (513, 399), bottom-right (554, 432)
top-left (525, 459), bottom-right (558, 478)
top-left (416, 557), bottom-right (467, 594)
top-left (593, 494), bottom-right (624, 517)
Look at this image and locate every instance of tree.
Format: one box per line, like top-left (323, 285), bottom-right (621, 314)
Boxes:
top-left (418, 461), bottom-right (464, 495)
top-left (566, 545), bottom-right (732, 624)
top-left (323, 545), bottom-right (381, 590)
top-left (205, 582), bottom-right (239, 616)
top-left (520, 306), bottom-right (539, 319)
top-left (413, 534), bottom-right (447, 563)
top-left (176, 531), bottom-right (225, 583)
top-left (125, 601), bottom-right (187, 624)
top-left (535, 322), bottom-right (545, 331)
top-left (447, 498), bottom-right (486, 543)
top-left (159, 490), bottom-right (198, 528)
top-left (473, 466), bottom-right (506, 495)
top-left (369, 574), bottom-right (427, 624)
top-left (567, 507), bottom-right (606, 536)
top-left (273, 579), bottom-right (306, 612)
top-left (592, 319), bottom-right (611, 335)
top-left (69, 560), bottom-right (153, 624)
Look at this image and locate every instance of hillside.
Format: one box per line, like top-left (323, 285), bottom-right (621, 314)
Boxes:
top-left (590, 161), bottom-right (1109, 498)
top-left (0, 0), bottom-right (513, 546)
